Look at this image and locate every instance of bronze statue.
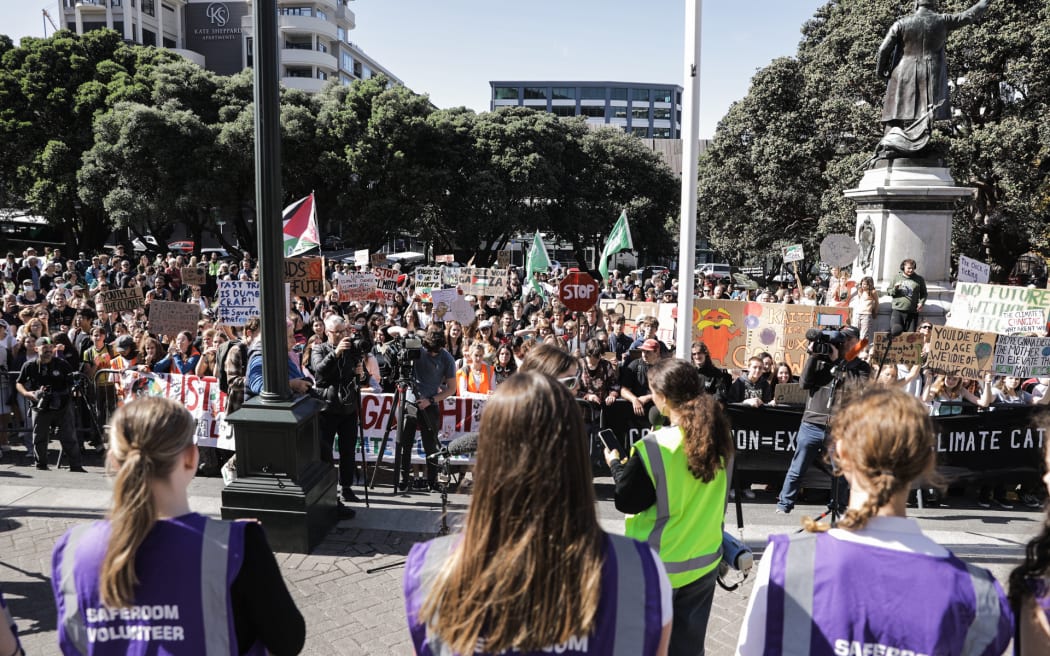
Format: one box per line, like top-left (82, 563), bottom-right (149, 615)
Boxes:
top-left (877, 0), bottom-right (992, 133)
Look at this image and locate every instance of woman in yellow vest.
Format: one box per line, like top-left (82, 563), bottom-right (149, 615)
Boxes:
top-left (605, 358), bottom-right (732, 656)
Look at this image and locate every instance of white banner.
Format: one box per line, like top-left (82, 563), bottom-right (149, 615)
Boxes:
top-left (958, 254), bottom-right (991, 284)
top-left (120, 371), bottom-right (231, 449)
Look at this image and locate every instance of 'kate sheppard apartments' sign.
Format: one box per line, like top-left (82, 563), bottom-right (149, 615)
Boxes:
top-left (184, 2), bottom-right (251, 76)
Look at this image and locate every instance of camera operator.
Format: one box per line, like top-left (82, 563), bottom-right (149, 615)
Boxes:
top-left (311, 315), bottom-right (368, 504)
top-left (775, 325), bottom-right (869, 515)
top-left (400, 325), bottom-right (456, 492)
top-left (16, 336), bottom-right (84, 472)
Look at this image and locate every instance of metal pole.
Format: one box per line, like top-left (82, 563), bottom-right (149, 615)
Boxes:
top-left (253, 0), bottom-right (290, 401)
top-left (675, 0), bottom-right (702, 359)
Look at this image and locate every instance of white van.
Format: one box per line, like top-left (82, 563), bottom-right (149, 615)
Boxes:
top-left (697, 263), bottom-right (732, 279)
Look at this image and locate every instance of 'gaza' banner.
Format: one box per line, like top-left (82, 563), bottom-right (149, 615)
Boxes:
top-left (120, 371), bottom-right (231, 450)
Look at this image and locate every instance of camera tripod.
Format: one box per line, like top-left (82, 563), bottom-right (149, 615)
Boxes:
top-left (368, 373), bottom-right (440, 494)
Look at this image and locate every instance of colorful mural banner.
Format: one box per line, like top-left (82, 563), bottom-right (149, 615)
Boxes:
top-left (120, 371), bottom-right (231, 450)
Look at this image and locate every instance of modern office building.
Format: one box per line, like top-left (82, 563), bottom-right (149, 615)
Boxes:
top-left (55, 0), bottom-right (400, 93)
top-left (489, 81), bottom-right (683, 139)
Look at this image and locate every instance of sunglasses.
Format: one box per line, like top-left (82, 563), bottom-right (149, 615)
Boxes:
top-left (558, 375), bottom-right (579, 390)
top-left (920, 325), bottom-right (932, 330)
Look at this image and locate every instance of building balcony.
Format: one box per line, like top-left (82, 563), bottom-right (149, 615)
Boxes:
top-left (281, 76), bottom-right (328, 93)
top-left (76, 0), bottom-right (107, 11)
top-left (311, 0), bottom-right (337, 12)
top-left (281, 48), bottom-right (337, 71)
top-left (278, 14), bottom-right (338, 40)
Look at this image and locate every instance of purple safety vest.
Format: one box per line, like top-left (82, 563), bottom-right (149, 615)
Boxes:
top-left (404, 532), bottom-right (664, 655)
top-left (764, 532), bottom-right (1013, 656)
top-left (52, 513), bottom-right (265, 656)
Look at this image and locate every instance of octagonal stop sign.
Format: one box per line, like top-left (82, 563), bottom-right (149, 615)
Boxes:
top-left (558, 271), bottom-right (600, 312)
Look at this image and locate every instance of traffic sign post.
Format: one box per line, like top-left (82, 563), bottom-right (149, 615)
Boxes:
top-left (558, 271), bottom-right (600, 312)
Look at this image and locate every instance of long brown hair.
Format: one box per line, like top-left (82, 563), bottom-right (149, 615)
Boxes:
top-left (100, 397), bottom-right (196, 608)
top-left (518, 342), bottom-right (577, 378)
top-left (647, 358), bottom-right (733, 482)
top-left (419, 372), bottom-right (604, 653)
top-left (817, 386), bottom-right (938, 532)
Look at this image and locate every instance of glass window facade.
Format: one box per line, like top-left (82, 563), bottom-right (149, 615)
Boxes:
top-left (341, 52), bottom-right (353, 71)
top-left (552, 106), bottom-right (576, 117)
top-left (631, 107), bottom-right (649, 120)
top-left (580, 87), bottom-right (605, 100)
top-left (631, 88), bottom-right (650, 102)
top-left (581, 105), bottom-right (605, 118)
top-left (493, 86), bottom-right (519, 100)
top-left (279, 7), bottom-right (312, 16)
top-left (612, 106), bottom-right (627, 119)
top-left (653, 88), bottom-right (673, 103)
top-left (524, 87), bottom-right (547, 100)
top-left (653, 108), bottom-right (671, 120)
top-left (631, 126), bottom-right (649, 137)
top-left (551, 87), bottom-right (575, 100)
top-left (652, 128), bottom-right (671, 138)
top-left (610, 87), bottom-right (628, 100)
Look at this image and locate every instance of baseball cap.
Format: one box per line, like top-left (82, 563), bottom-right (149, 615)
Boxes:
top-left (479, 319), bottom-right (493, 329)
top-left (111, 335), bottom-right (136, 352)
top-left (640, 339), bottom-right (661, 352)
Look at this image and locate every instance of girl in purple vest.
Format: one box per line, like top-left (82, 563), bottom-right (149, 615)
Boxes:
top-left (1008, 415), bottom-right (1050, 655)
top-left (403, 371), bottom-right (673, 655)
top-left (51, 396), bottom-right (305, 655)
top-left (737, 386), bottom-right (1013, 655)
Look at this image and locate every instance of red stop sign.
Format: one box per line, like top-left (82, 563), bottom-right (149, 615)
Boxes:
top-left (558, 272), bottom-right (600, 312)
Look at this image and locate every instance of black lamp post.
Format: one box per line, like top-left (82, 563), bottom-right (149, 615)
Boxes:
top-left (220, 0), bottom-right (336, 553)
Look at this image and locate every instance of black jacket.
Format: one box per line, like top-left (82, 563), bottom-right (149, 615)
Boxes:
top-left (310, 342), bottom-right (360, 414)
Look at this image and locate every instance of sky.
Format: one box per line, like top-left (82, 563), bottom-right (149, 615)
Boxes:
top-left (2, 0), bottom-right (827, 138)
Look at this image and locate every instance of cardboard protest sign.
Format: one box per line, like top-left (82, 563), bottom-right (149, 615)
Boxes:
top-left (926, 326), bottom-right (998, 379)
top-left (782, 244), bottom-right (804, 263)
top-left (181, 266), bottom-right (206, 286)
top-left (413, 267), bottom-right (443, 293)
top-left (97, 287), bottom-right (144, 313)
top-left (431, 288), bottom-right (476, 326)
top-left (336, 273), bottom-right (376, 303)
top-left (370, 252), bottom-right (386, 268)
top-left (497, 251), bottom-right (511, 268)
top-left (354, 249), bottom-right (370, 267)
top-left (217, 280), bottom-right (260, 326)
top-left (992, 335), bottom-right (1050, 377)
top-left (691, 299), bottom-right (746, 368)
top-left (283, 257), bottom-right (323, 297)
top-left (373, 267), bottom-right (399, 303)
top-left (149, 300), bottom-right (201, 336)
top-left (744, 303), bottom-right (835, 373)
top-left (957, 255), bottom-right (990, 284)
top-left (948, 283), bottom-right (1050, 334)
top-left (435, 254), bottom-right (454, 264)
top-left (457, 267), bottom-right (508, 297)
top-left (871, 332), bottom-right (924, 366)
top-left (440, 265), bottom-right (459, 287)
top-left (1001, 310), bottom-right (1045, 335)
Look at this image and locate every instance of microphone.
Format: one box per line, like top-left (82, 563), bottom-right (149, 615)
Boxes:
top-left (648, 405), bottom-right (668, 429)
top-left (447, 432), bottom-right (479, 456)
top-left (844, 338), bottom-right (869, 362)
top-left (804, 328), bottom-right (823, 342)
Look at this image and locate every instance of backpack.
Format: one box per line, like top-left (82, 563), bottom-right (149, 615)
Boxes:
top-left (216, 340), bottom-right (248, 394)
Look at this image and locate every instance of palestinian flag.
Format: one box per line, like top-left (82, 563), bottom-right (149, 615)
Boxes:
top-left (282, 193), bottom-right (320, 257)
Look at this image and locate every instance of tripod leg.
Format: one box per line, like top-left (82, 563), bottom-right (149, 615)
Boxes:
top-left (368, 386), bottom-right (401, 490)
top-left (357, 409), bottom-right (370, 507)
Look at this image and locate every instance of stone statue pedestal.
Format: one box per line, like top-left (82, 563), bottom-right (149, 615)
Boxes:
top-left (844, 159), bottom-right (975, 325)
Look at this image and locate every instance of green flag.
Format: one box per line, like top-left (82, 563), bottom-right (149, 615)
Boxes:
top-left (525, 231), bottom-right (550, 299)
top-left (598, 210), bottom-right (634, 280)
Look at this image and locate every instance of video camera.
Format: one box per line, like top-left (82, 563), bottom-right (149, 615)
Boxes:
top-left (379, 333), bottom-right (424, 383)
top-left (805, 328), bottom-right (847, 357)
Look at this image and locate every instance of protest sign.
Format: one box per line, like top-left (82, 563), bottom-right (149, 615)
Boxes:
top-left (181, 266), bottom-right (206, 286)
top-left (97, 287), bottom-right (144, 313)
top-left (283, 257), bottom-right (323, 297)
top-left (431, 288), bottom-right (476, 326)
top-left (435, 254), bottom-right (454, 264)
top-left (121, 371), bottom-right (230, 449)
top-left (690, 299), bottom-right (746, 368)
top-left (871, 331), bottom-right (924, 366)
top-left (782, 244), bottom-right (804, 263)
top-left (440, 265), bottom-right (460, 287)
top-left (336, 272), bottom-right (376, 302)
top-left (456, 267), bottom-right (509, 297)
top-left (926, 326), bottom-right (998, 379)
top-left (1001, 310), bottom-right (1045, 335)
top-left (370, 252), bottom-right (386, 268)
top-left (149, 300), bottom-right (201, 336)
top-left (354, 249), bottom-right (370, 267)
top-left (413, 266), bottom-right (443, 293)
top-left (374, 267), bottom-right (399, 303)
top-left (948, 283), bottom-right (1050, 333)
top-left (497, 251), bottom-right (511, 268)
top-left (957, 255), bottom-right (990, 284)
top-left (992, 335), bottom-right (1050, 377)
top-left (819, 234), bottom-right (859, 267)
top-left (217, 280), bottom-right (259, 326)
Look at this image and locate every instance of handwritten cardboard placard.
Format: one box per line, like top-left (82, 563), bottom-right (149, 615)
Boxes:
top-left (413, 266), bottom-right (443, 293)
top-left (374, 267), bottom-right (399, 303)
top-left (435, 254), bottom-right (454, 264)
top-left (782, 244), bottom-right (804, 263)
top-left (97, 287), bottom-right (144, 313)
top-left (926, 326), bottom-right (998, 379)
top-left (430, 288), bottom-right (476, 326)
top-left (871, 332), bottom-right (925, 366)
top-left (370, 252), bottom-right (386, 268)
top-left (283, 257), bottom-right (323, 297)
top-left (216, 280), bottom-right (260, 326)
top-left (957, 255), bottom-right (990, 284)
top-left (149, 300), bottom-right (201, 336)
top-left (456, 267), bottom-right (509, 297)
top-left (992, 334), bottom-right (1050, 377)
top-left (181, 266), bottom-right (206, 286)
top-left (1001, 310), bottom-right (1045, 335)
top-left (948, 283), bottom-right (1050, 334)
top-left (691, 299), bottom-right (746, 368)
top-left (354, 249), bottom-right (370, 267)
top-left (336, 273), bottom-right (376, 303)
top-left (497, 251), bottom-right (511, 268)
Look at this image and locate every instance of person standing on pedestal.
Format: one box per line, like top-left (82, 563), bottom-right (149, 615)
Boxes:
top-left (886, 258), bottom-right (927, 334)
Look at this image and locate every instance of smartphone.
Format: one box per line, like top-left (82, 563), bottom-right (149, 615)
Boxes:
top-left (597, 429), bottom-right (623, 455)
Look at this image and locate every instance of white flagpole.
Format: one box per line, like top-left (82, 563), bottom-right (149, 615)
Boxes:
top-left (676, 0), bottom-right (702, 359)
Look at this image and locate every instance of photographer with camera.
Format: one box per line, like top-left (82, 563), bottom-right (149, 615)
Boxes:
top-left (311, 315), bottom-right (368, 505)
top-left (776, 326), bottom-right (869, 515)
top-left (399, 325), bottom-right (456, 492)
top-left (16, 336), bottom-right (84, 472)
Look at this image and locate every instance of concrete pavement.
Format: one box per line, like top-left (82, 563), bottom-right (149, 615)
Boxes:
top-left (0, 447), bottom-right (1037, 655)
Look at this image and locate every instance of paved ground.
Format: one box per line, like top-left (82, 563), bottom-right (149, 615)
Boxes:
top-left (0, 446), bottom-right (1038, 655)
